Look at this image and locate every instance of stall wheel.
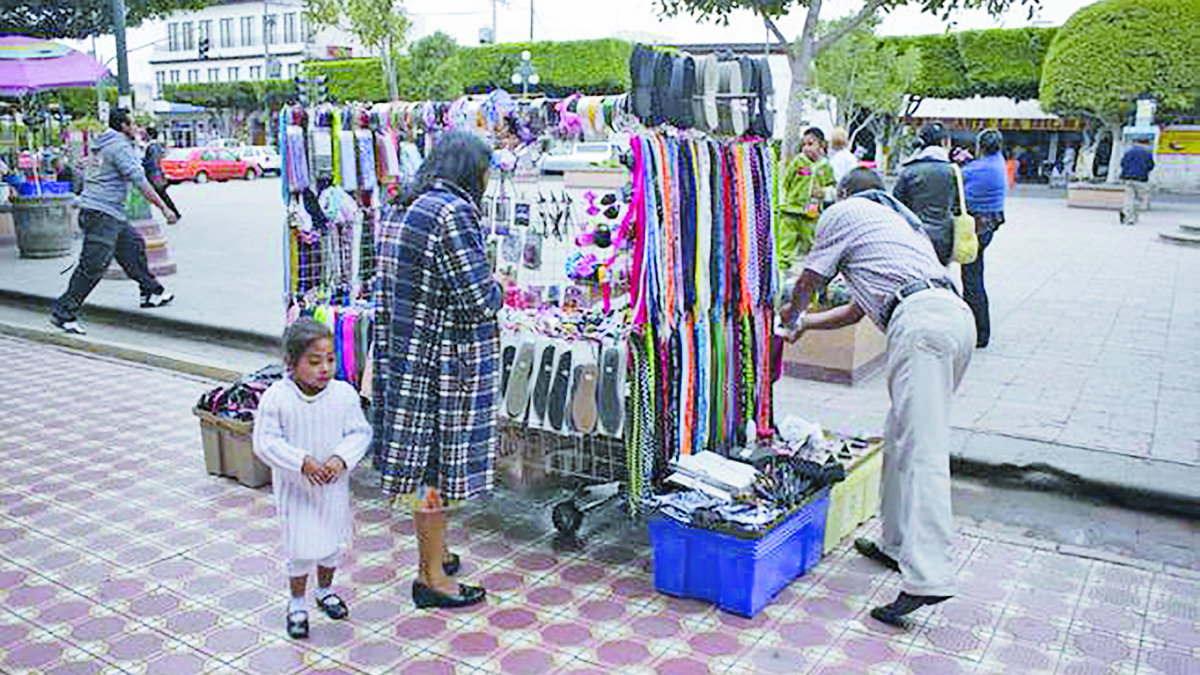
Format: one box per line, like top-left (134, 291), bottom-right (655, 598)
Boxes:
top-left (552, 500), bottom-right (584, 535)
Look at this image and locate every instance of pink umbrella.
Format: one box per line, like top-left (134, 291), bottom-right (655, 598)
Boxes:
top-left (0, 35), bottom-right (110, 97)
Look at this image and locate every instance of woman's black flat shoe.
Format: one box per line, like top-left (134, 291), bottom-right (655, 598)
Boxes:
top-left (412, 581), bottom-right (486, 609)
top-left (318, 593), bottom-right (349, 620)
top-left (443, 552), bottom-right (461, 576)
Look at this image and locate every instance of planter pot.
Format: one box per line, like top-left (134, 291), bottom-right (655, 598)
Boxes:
top-left (11, 194), bottom-right (75, 259)
top-left (1067, 182), bottom-right (1150, 211)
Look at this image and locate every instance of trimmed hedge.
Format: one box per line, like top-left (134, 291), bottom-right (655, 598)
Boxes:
top-left (885, 26), bottom-right (1057, 100)
top-left (302, 38), bottom-right (632, 103)
top-left (1040, 0), bottom-right (1200, 118)
top-left (162, 80), bottom-right (298, 109)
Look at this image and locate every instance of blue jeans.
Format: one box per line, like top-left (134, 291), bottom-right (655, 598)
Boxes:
top-left (960, 215), bottom-right (1000, 347)
top-left (52, 209), bottom-right (162, 322)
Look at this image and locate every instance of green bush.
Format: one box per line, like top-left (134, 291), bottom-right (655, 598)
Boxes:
top-left (885, 26), bottom-right (1056, 100)
top-left (303, 39), bottom-right (633, 103)
top-left (161, 80), bottom-right (297, 109)
top-left (1040, 0), bottom-right (1200, 118)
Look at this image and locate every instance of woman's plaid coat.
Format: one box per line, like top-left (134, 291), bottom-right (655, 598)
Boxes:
top-left (372, 181), bottom-right (503, 500)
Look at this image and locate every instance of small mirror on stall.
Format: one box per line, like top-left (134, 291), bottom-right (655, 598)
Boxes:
top-left (514, 201), bottom-right (531, 229)
top-left (501, 230), bottom-right (522, 265)
top-left (485, 235), bottom-right (499, 271)
top-left (494, 197), bottom-right (511, 235)
top-left (523, 230), bottom-right (543, 271)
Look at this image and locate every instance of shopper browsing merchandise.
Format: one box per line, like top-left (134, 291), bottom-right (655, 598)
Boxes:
top-left (50, 109), bottom-right (180, 335)
top-left (778, 168), bottom-right (975, 626)
top-left (253, 319), bottom-right (373, 639)
top-left (372, 131), bottom-right (502, 610)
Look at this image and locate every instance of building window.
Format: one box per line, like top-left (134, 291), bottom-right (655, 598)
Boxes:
top-left (198, 20), bottom-right (211, 45)
top-left (208, 68), bottom-right (220, 82)
top-left (287, 63), bottom-right (300, 78)
top-left (228, 66), bottom-right (240, 80)
top-left (155, 71), bottom-right (166, 89)
top-left (240, 16), bottom-right (256, 46)
top-left (283, 13), bottom-right (297, 43)
top-left (167, 23), bottom-right (180, 52)
top-left (187, 69), bottom-right (200, 83)
top-left (249, 65), bottom-right (263, 80)
top-left (182, 21), bottom-right (194, 51)
top-left (219, 18), bottom-right (233, 48)
top-left (264, 14), bottom-right (278, 45)
top-left (170, 70), bottom-right (181, 83)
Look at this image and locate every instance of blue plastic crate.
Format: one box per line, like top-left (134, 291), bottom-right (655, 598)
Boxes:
top-left (649, 490), bottom-right (829, 618)
top-left (16, 181), bottom-right (71, 197)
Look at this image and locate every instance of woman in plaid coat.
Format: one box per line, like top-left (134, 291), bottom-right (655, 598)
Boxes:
top-left (372, 132), bottom-right (502, 609)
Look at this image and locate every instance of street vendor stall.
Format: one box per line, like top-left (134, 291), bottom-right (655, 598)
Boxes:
top-left (0, 35), bottom-right (109, 258)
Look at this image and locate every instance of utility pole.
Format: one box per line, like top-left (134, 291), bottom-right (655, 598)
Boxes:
top-left (492, 0), bottom-right (497, 44)
top-left (112, 0), bottom-right (131, 109)
top-left (263, 0), bottom-right (270, 78)
top-left (529, 0), bottom-right (534, 42)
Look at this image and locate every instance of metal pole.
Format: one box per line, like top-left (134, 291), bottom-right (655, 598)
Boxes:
top-left (492, 0), bottom-right (498, 43)
top-left (529, 0), bottom-right (534, 42)
top-left (263, 0), bottom-right (270, 78)
top-left (112, 0), bottom-right (131, 107)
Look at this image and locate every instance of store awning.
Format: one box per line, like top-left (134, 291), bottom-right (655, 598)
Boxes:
top-left (150, 100), bottom-right (207, 115)
top-left (904, 97), bottom-right (1084, 131)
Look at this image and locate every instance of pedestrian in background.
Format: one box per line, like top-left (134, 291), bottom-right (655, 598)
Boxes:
top-left (143, 127), bottom-right (180, 218)
top-left (1119, 137), bottom-right (1155, 225)
top-left (960, 129), bottom-right (1007, 349)
top-left (894, 123), bottom-right (958, 266)
top-left (253, 318), bottom-right (373, 640)
top-left (50, 109), bottom-right (180, 336)
top-left (778, 127), bottom-right (836, 276)
top-left (372, 131), bottom-right (502, 610)
top-left (829, 127), bottom-right (858, 184)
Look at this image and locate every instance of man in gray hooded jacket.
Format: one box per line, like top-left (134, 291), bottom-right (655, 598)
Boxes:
top-left (51, 109), bottom-right (180, 335)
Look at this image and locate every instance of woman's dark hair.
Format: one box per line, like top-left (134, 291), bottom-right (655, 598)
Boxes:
top-left (109, 108), bottom-right (132, 133)
top-left (408, 131), bottom-right (492, 206)
top-left (146, 127), bottom-right (159, 140)
top-left (283, 318), bottom-right (332, 367)
top-left (917, 123), bottom-right (948, 149)
top-left (803, 127), bottom-right (827, 148)
top-left (838, 167), bottom-right (885, 198)
top-left (977, 128), bottom-right (1003, 155)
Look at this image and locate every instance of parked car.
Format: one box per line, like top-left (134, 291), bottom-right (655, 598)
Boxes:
top-left (236, 145), bottom-right (282, 176)
top-left (161, 147), bottom-right (260, 184)
top-left (539, 142), bottom-right (622, 174)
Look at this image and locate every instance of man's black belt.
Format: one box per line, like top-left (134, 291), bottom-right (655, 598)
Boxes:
top-left (882, 278), bottom-right (957, 328)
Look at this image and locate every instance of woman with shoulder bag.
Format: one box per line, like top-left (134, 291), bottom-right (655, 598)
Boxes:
top-left (959, 129), bottom-right (1007, 349)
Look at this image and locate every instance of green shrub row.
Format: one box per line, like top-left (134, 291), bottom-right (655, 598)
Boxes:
top-left (884, 26), bottom-right (1057, 100)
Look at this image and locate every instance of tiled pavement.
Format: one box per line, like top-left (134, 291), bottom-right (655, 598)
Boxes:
top-left (2, 337), bottom-right (1199, 675)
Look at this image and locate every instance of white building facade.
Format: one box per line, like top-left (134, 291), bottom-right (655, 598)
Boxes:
top-left (149, 0), bottom-right (357, 95)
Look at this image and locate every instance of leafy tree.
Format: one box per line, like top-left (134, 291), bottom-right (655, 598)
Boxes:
top-left (405, 31), bottom-right (461, 101)
top-left (305, 0), bottom-right (411, 100)
top-left (813, 17), bottom-right (919, 166)
top-left (654, 0), bottom-right (1045, 161)
top-left (1040, 0), bottom-right (1200, 183)
top-left (0, 0), bottom-right (210, 39)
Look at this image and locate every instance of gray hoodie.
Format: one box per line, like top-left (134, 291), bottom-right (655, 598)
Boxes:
top-left (79, 129), bottom-right (149, 222)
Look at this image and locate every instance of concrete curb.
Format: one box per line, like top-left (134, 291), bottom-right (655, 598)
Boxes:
top-left (0, 288), bottom-right (280, 354)
top-left (0, 320), bottom-right (246, 383)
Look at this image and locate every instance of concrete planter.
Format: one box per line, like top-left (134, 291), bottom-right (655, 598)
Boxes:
top-left (11, 194), bottom-right (75, 258)
top-left (1067, 182), bottom-right (1150, 211)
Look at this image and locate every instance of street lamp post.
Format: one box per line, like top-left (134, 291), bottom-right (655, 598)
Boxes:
top-left (510, 50), bottom-right (539, 99)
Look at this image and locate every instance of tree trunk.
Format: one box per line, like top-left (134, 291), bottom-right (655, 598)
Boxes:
top-left (1105, 122), bottom-right (1123, 185)
top-left (782, 51), bottom-right (813, 163)
top-left (382, 39), bottom-right (400, 102)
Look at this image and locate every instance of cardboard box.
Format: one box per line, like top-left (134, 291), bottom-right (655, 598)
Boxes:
top-left (781, 316), bottom-right (886, 385)
top-left (194, 407), bottom-right (271, 488)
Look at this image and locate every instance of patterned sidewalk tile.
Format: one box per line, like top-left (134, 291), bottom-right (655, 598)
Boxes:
top-left (2, 335), bottom-right (1198, 675)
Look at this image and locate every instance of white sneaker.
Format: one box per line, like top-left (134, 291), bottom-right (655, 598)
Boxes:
top-left (51, 317), bottom-right (86, 335)
top-left (141, 291), bottom-right (175, 308)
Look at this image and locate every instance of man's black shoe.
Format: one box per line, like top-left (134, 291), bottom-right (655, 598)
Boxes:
top-left (870, 592), bottom-right (952, 627)
top-left (854, 538), bottom-right (900, 573)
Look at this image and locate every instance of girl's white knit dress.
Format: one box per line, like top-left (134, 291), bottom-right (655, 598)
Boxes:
top-left (253, 378), bottom-right (372, 564)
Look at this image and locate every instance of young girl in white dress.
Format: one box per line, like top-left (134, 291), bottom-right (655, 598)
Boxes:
top-left (254, 318), bottom-right (372, 639)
